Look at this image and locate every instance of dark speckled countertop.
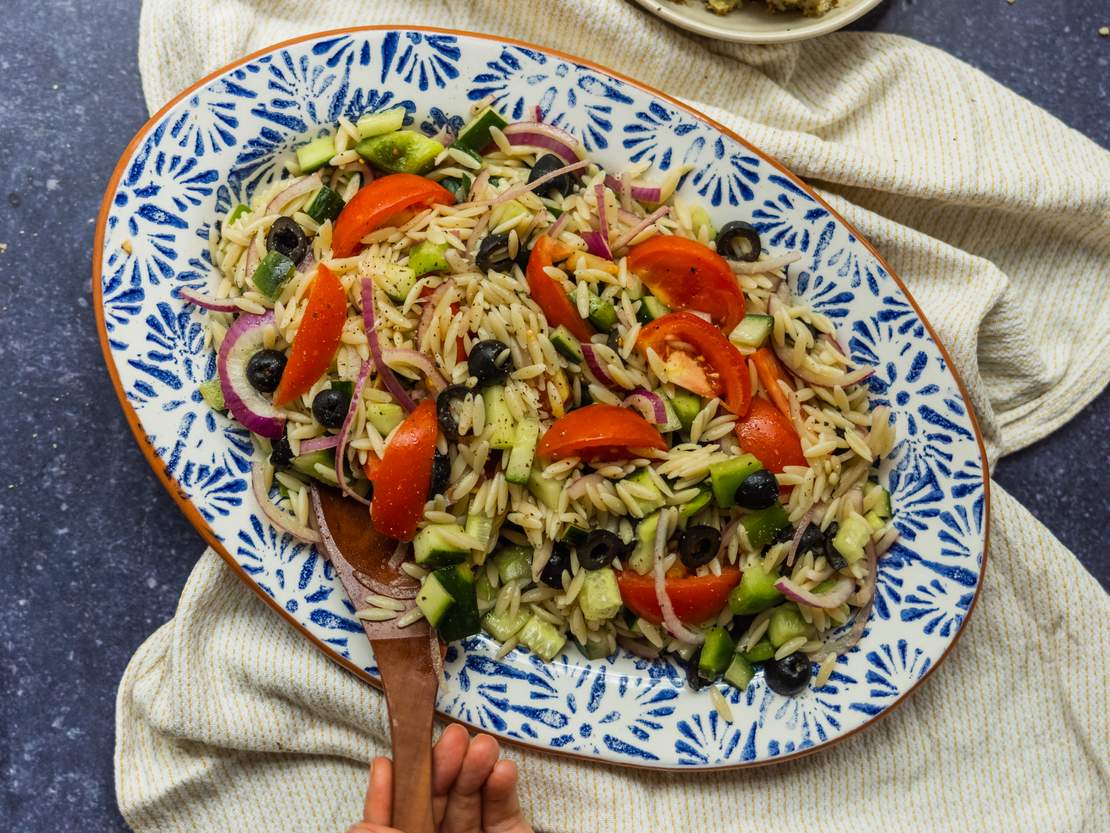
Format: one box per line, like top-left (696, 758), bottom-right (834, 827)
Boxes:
top-left (1, 2), bottom-right (1107, 831)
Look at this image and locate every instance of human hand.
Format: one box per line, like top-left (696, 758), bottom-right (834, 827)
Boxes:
top-left (346, 723), bottom-right (533, 833)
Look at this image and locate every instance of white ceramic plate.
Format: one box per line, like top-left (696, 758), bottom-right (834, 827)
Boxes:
top-left (632, 0), bottom-right (885, 44)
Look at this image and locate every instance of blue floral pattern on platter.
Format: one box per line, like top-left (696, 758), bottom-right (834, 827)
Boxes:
top-left (96, 29), bottom-right (987, 769)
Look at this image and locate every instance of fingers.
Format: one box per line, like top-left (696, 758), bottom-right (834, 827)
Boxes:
top-left (432, 723), bottom-right (471, 795)
top-left (482, 759), bottom-right (531, 833)
top-left (362, 757), bottom-right (393, 827)
top-left (439, 733), bottom-right (501, 833)
top-left (345, 824), bottom-right (402, 833)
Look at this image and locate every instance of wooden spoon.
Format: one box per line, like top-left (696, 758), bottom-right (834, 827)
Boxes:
top-left (310, 485), bottom-right (438, 833)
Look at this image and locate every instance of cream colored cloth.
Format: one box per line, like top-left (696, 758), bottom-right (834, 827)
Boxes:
top-left (120, 1), bottom-right (1110, 831)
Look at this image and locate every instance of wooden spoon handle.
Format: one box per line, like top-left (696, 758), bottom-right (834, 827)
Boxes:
top-left (373, 637), bottom-right (439, 833)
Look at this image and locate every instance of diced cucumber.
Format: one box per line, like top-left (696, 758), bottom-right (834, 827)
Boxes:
top-left (729, 314), bottom-right (774, 349)
top-left (303, 185), bottom-right (346, 224)
top-left (527, 466), bottom-right (561, 511)
top-left (373, 262), bottom-right (418, 303)
top-left (493, 546), bottom-right (533, 583)
top-left (636, 294), bottom-right (671, 324)
top-left (690, 205), bottom-right (716, 241)
top-left (356, 106), bottom-right (407, 139)
top-left (865, 510), bottom-right (885, 532)
top-left (575, 634), bottom-right (612, 660)
top-left (427, 564), bottom-right (480, 643)
top-left (365, 403), bottom-right (405, 437)
top-left (833, 513), bottom-right (872, 564)
top-left (413, 523), bottom-right (470, 568)
top-left (698, 626), bottom-right (736, 679)
top-left (483, 385), bottom-right (517, 450)
top-left (865, 482), bottom-right (892, 531)
top-left (550, 325), bottom-right (584, 363)
top-left (505, 418), bottom-right (541, 485)
top-left (291, 450), bottom-right (336, 483)
top-left (415, 572), bottom-right (455, 627)
top-left (743, 638), bottom-right (775, 664)
top-left (627, 511), bottom-right (661, 575)
top-left (587, 293), bottom-right (618, 332)
top-left (408, 241), bottom-right (450, 276)
top-left (678, 488), bottom-right (713, 521)
top-left (356, 130), bottom-right (444, 175)
top-left (740, 504), bottom-right (790, 550)
top-left (768, 604), bottom-right (816, 648)
top-left (560, 524), bottom-right (588, 546)
top-left (657, 396), bottom-right (683, 433)
top-left (296, 135), bottom-right (336, 174)
top-left (251, 250), bottom-right (296, 299)
top-left (724, 654), bottom-right (755, 690)
top-left (518, 614), bottom-right (567, 661)
top-left (227, 203), bottom-right (251, 225)
top-left (476, 571), bottom-right (496, 605)
top-left (668, 391), bottom-right (702, 432)
top-left (199, 378), bottom-right (225, 411)
top-left (622, 468), bottom-right (664, 515)
top-left (728, 564), bottom-right (782, 615)
top-left (482, 608), bottom-right (530, 642)
top-left (490, 199), bottom-right (529, 231)
top-left (465, 513), bottom-right (494, 551)
top-left (709, 453), bottom-right (763, 508)
top-left (439, 174), bottom-right (471, 203)
top-left (579, 567), bottom-right (622, 621)
top-left (453, 105), bottom-right (508, 154)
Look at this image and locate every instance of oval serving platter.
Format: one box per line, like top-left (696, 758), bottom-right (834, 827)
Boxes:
top-left (94, 27), bottom-right (988, 770)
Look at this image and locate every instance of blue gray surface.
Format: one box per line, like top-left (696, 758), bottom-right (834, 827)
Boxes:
top-left (0, 1), bottom-right (1106, 831)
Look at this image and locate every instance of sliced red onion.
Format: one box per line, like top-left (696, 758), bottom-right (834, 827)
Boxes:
top-left (617, 635), bottom-right (661, 660)
top-left (361, 278), bottom-right (417, 412)
top-left (179, 286), bottom-right (240, 313)
top-left (217, 311), bottom-right (286, 439)
top-left (416, 280), bottom-right (452, 352)
top-left (580, 343), bottom-right (617, 388)
top-left (502, 121), bottom-right (584, 164)
top-left (820, 332), bottom-right (846, 357)
top-left (299, 435), bottom-right (339, 453)
top-left (730, 251), bottom-right (802, 274)
top-left (611, 205), bottom-right (670, 251)
top-left (388, 540), bottom-right (410, 569)
top-left (381, 348), bottom-right (449, 394)
top-left (533, 104), bottom-right (543, 123)
top-left (595, 183), bottom-right (611, 248)
top-left (251, 461), bottom-right (320, 543)
top-left (297, 248), bottom-right (316, 276)
top-left (340, 160), bottom-right (374, 187)
top-left (581, 231), bottom-right (612, 260)
top-left (547, 210), bottom-right (572, 240)
top-left (566, 473), bottom-right (602, 501)
top-left (491, 158), bottom-right (589, 206)
top-left (265, 172), bottom-right (322, 216)
top-left (603, 174), bottom-right (661, 204)
top-left (467, 168), bottom-right (491, 203)
top-left (622, 388), bottom-right (680, 431)
top-left (242, 230), bottom-right (261, 281)
top-left (333, 359), bottom-right (372, 507)
top-left (775, 576), bottom-right (854, 609)
top-left (786, 509), bottom-right (815, 568)
top-left (653, 510), bottom-right (704, 644)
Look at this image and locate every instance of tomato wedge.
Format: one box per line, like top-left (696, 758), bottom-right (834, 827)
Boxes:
top-left (735, 396), bottom-right (805, 473)
top-left (526, 236), bottom-right (594, 342)
top-left (370, 399), bottom-right (437, 541)
top-left (272, 264), bottom-right (347, 407)
top-left (627, 236), bottom-right (744, 332)
top-left (617, 568), bottom-right (740, 626)
top-left (636, 311), bottom-right (752, 416)
top-left (751, 347), bottom-right (793, 419)
top-left (332, 173), bottom-right (454, 258)
top-left (537, 404), bottom-right (667, 462)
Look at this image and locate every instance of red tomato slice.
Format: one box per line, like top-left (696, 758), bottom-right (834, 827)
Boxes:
top-left (617, 568), bottom-right (741, 626)
top-left (526, 236), bottom-right (594, 342)
top-left (272, 264), bottom-right (347, 407)
top-left (751, 347), bottom-right (793, 420)
top-left (735, 396), bottom-right (805, 473)
top-left (537, 404), bottom-right (667, 462)
top-left (662, 350), bottom-right (722, 400)
top-left (370, 399), bottom-right (437, 541)
top-left (636, 311), bottom-right (752, 416)
top-left (627, 236), bottom-right (744, 332)
top-left (332, 174), bottom-right (454, 258)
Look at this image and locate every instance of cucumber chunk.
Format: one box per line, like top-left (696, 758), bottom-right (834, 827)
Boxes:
top-left (482, 608), bottom-right (530, 642)
top-left (199, 378), bottom-right (225, 411)
top-left (550, 325), bottom-right (584, 363)
top-left (833, 513), bottom-right (872, 564)
top-left (728, 563), bottom-right (783, 615)
top-left (365, 403), bottom-right (405, 437)
top-left (587, 293), bottom-right (618, 332)
top-left (527, 465), bottom-right (562, 511)
top-left (373, 262), bottom-right (418, 303)
top-left (357, 130), bottom-right (444, 175)
top-left (251, 250), bottom-right (296, 299)
top-left (636, 294), bottom-right (671, 324)
top-left (304, 185), bottom-right (346, 224)
top-left (729, 314), bottom-right (774, 349)
top-left (505, 418), bottom-right (541, 485)
top-left (575, 634), bottom-right (612, 660)
top-left (426, 565), bottom-right (480, 643)
top-left (724, 654), bottom-right (755, 690)
top-left (296, 135), bottom-right (335, 174)
top-left (453, 105), bottom-right (508, 154)
top-left (413, 523), bottom-right (470, 568)
top-left (356, 107), bottom-right (406, 139)
top-left (493, 546), bottom-right (533, 583)
top-left (464, 513), bottom-right (494, 551)
top-left (579, 567), bottom-right (622, 621)
top-left (408, 241), bottom-right (450, 276)
top-left (740, 504), bottom-right (790, 551)
top-left (627, 511), bottom-right (661, 575)
top-left (483, 385), bottom-right (516, 450)
top-left (698, 626), bottom-right (736, 679)
top-left (668, 391), bottom-right (702, 432)
top-left (709, 453), bottom-right (763, 509)
top-left (677, 488), bottom-right (713, 521)
top-left (291, 450), bottom-right (337, 483)
top-left (415, 572), bottom-right (454, 627)
top-left (743, 637), bottom-right (775, 664)
top-left (622, 468), bottom-right (665, 515)
top-left (559, 524), bottom-right (588, 545)
top-left (519, 614), bottom-right (567, 661)
top-left (768, 604), bottom-right (816, 648)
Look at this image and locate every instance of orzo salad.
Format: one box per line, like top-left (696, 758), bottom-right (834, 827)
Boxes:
top-left (186, 101), bottom-right (899, 701)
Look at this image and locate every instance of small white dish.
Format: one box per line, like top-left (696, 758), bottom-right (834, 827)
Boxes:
top-left (632, 0), bottom-right (886, 44)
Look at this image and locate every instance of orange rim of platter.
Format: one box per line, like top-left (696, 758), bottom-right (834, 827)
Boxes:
top-left (93, 26), bottom-right (991, 772)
